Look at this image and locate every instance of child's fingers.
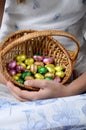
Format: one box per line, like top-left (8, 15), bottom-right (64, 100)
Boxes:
top-left (7, 81), bottom-right (28, 101)
top-left (7, 81), bottom-right (46, 100)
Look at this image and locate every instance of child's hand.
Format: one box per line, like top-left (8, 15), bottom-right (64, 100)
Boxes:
top-left (6, 80), bottom-right (68, 101)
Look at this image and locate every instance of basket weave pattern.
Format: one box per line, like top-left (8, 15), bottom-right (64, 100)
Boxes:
top-left (0, 30), bottom-right (79, 90)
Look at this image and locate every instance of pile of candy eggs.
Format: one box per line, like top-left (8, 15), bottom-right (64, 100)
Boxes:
top-left (7, 54), bottom-right (66, 85)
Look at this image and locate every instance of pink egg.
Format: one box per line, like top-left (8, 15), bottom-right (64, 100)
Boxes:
top-left (9, 69), bottom-right (16, 76)
top-left (43, 57), bottom-right (54, 64)
top-left (8, 60), bottom-right (16, 69)
top-left (54, 77), bottom-right (61, 83)
top-left (33, 55), bottom-right (43, 62)
top-left (16, 65), bottom-right (25, 73)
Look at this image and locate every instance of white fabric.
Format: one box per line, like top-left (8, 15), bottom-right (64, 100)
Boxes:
top-left (84, 31), bottom-right (86, 40)
top-left (0, 92), bottom-right (86, 130)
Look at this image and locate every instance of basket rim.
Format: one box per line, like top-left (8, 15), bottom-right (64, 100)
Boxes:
top-left (1, 30), bottom-right (80, 62)
top-left (0, 30), bottom-right (36, 49)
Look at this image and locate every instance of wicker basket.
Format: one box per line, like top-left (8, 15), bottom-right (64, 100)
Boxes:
top-left (0, 30), bottom-right (80, 90)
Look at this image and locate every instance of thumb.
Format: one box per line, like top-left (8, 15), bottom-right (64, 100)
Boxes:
top-left (24, 80), bottom-right (47, 89)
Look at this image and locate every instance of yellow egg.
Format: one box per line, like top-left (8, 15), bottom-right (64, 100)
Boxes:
top-left (55, 71), bottom-right (65, 78)
top-left (17, 61), bottom-right (22, 65)
top-left (35, 73), bottom-right (44, 79)
top-left (25, 58), bottom-right (34, 65)
top-left (16, 73), bottom-right (21, 77)
top-left (55, 65), bottom-right (65, 72)
top-left (47, 67), bottom-right (55, 73)
top-left (16, 54), bottom-right (26, 62)
top-left (13, 75), bottom-right (19, 81)
top-left (45, 64), bottom-right (55, 68)
top-left (26, 65), bottom-right (31, 70)
top-left (20, 63), bottom-right (26, 69)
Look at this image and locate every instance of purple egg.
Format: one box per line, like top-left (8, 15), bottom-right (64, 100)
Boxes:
top-left (54, 77), bottom-right (61, 83)
top-left (9, 69), bottom-right (16, 76)
top-left (8, 60), bottom-right (16, 69)
top-left (16, 65), bottom-right (25, 72)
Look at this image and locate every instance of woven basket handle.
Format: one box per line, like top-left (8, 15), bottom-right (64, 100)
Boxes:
top-left (1, 30), bottom-right (80, 62)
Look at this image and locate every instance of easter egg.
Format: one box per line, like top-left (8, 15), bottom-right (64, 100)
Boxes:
top-left (34, 62), bottom-right (44, 68)
top-left (35, 73), bottom-right (44, 79)
top-left (45, 64), bottom-right (55, 68)
top-left (17, 62), bottom-right (26, 69)
top-left (33, 55), bottom-right (43, 62)
top-left (43, 57), bottom-right (53, 64)
top-left (26, 65), bottom-right (31, 70)
top-left (21, 71), bottom-right (32, 79)
top-left (13, 75), bottom-right (19, 81)
top-left (25, 76), bottom-right (34, 80)
top-left (9, 69), bottom-right (16, 76)
top-left (25, 58), bottom-right (34, 65)
top-left (55, 71), bottom-right (65, 78)
top-left (16, 54), bottom-right (26, 62)
top-left (16, 73), bottom-right (21, 77)
top-left (17, 79), bottom-right (24, 84)
top-left (45, 72), bottom-right (55, 79)
top-left (30, 64), bottom-right (38, 74)
top-left (55, 65), bottom-right (65, 72)
top-left (38, 67), bottom-right (48, 74)
top-left (46, 67), bottom-right (55, 73)
top-left (45, 77), bottom-right (53, 80)
top-left (8, 60), bottom-right (16, 69)
top-left (17, 61), bottom-right (22, 65)
top-left (54, 77), bottom-right (61, 83)
top-left (16, 65), bottom-right (25, 73)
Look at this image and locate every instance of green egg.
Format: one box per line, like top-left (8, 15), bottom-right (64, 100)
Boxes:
top-left (21, 71), bottom-right (32, 79)
top-left (45, 77), bottom-right (53, 80)
top-left (17, 79), bottom-right (24, 84)
top-left (38, 67), bottom-right (48, 74)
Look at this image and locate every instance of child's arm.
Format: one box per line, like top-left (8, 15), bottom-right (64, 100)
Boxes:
top-left (67, 72), bottom-right (86, 95)
top-left (6, 72), bottom-right (86, 101)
